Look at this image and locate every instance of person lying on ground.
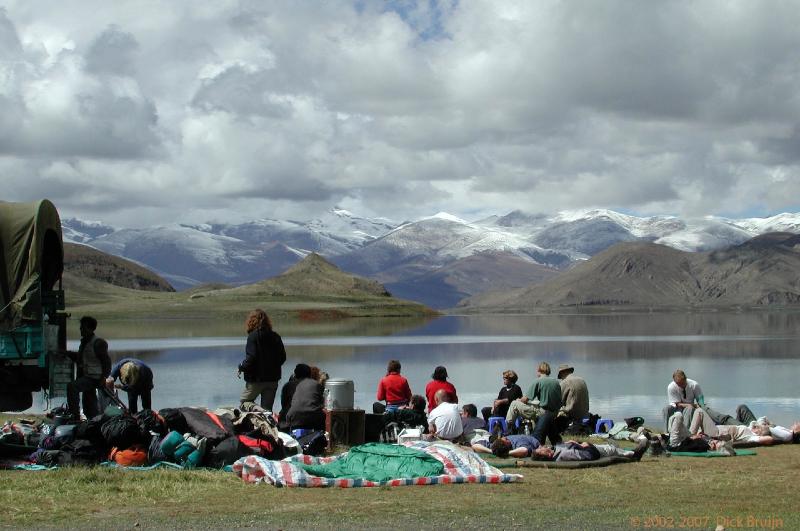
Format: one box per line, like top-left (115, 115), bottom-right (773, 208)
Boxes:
top-left (532, 439), bottom-right (649, 462)
top-left (506, 361), bottom-right (561, 430)
top-left (471, 434), bottom-right (542, 458)
top-left (426, 390), bottom-right (463, 441)
top-left (689, 408), bottom-right (800, 445)
top-left (481, 370), bottom-right (523, 422)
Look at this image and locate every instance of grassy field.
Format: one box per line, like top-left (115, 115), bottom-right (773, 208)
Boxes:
top-left (1, 436), bottom-right (798, 530)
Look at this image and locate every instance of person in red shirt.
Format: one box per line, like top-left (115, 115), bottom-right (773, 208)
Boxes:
top-left (425, 365), bottom-right (458, 413)
top-left (376, 359), bottom-right (412, 412)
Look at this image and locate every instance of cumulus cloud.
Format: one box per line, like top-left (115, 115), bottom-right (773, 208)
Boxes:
top-left (0, 0), bottom-right (799, 226)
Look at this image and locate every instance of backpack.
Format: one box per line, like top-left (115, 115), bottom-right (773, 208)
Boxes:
top-left (101, 416), bottom-right (143, 450)
top-left (205, 435), bottom-right (252, 468)
top-left (135, 410), bottom-right (167, 436)
top-left (158, 408), bottom-right (188, 434)
top-left (110, 445), bottom-right (148, 467)
top-left (59, 439), bottom-right (100, 466)
top-left (297, 430), bottom-right (328, 456)
top-left (238, 433), bottom-right (286, 460)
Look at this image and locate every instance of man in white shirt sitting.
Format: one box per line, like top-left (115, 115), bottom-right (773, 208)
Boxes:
top-left (662, 369), bottom-right (705, 430)
top-left (427, 390), bottom-right (463, 441)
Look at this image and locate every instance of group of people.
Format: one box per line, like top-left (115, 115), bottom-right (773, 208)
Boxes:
top-left (64, 313), bottom-right (798, 463)
top-left (657, 369), bottom-right (800, 454)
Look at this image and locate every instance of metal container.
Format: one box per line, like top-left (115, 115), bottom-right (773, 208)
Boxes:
top-left (324, 379), bottom-right (355, 410)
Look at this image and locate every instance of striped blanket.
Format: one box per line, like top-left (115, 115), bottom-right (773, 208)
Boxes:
top-left (233, 440), bottom-right (523, 488)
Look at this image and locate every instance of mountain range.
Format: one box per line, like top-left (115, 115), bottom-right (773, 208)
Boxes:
top-left (462, 233), bottom-right (800, 310)
top-left (62, 208), bottom-right (800, 308)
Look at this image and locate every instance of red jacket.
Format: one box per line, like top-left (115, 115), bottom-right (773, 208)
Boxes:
top-left (376, 372), bottom-right (412, 405)
top-left (425, 380), bottom-right (458, 413)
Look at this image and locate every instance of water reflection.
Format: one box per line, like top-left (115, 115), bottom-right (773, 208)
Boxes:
top-left (47, 312), bottom-right (800, 427)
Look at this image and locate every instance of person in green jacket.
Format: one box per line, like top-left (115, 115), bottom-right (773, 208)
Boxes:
top-left (505, 361), bottom-right (562, 434)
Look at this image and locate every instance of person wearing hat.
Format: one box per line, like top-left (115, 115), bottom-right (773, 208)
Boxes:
top-left (556, 363), bottom-right (590, 432)
top-left (106, 357), bottom-right (154, 414)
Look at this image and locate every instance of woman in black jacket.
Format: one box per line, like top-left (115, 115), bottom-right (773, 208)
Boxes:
top-left (237, 309), bottom-right (287, 411)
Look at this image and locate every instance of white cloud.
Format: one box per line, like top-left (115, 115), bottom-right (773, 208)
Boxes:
top-left (1, 0), bottom-right (799, 226)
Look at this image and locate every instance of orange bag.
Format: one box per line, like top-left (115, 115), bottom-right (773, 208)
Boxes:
top-left (110, 445), bottom-right (148, 467)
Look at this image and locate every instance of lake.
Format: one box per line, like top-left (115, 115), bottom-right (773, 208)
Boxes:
top-left (50, 311), bottom-right (800, 427)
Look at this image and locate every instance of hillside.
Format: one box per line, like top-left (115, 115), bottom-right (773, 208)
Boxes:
top-left (461, 233), bottom-right (800, 310)
top-left (228, 253), bottom-right (391, 298)
top-left (64, 252), bottom-right (434, 320)
top-left (63, 242), bottom-right (174, 292)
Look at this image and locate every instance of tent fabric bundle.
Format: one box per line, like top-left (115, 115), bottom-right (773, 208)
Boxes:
top-left (233, 441), bottom-right (523, 488)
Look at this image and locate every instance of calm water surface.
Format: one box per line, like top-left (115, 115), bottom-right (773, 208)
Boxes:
top-left (51, 312), bottom-right (800, 426)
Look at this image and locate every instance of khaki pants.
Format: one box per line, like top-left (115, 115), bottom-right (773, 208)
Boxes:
top-left (506, 399), bottom-right (543, 425)
top-left (240, 381), bottom-right (279, 412)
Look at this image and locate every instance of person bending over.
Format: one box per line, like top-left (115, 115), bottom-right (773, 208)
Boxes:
top-left (105, 358), bottom-right (154, 414)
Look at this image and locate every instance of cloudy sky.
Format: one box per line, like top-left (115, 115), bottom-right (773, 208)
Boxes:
top-left (2, 1), bottom-right (799, 227)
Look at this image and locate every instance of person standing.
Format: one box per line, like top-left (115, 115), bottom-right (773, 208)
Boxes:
top-left (105, 358), bottom-right (154, 414)
top-left (237, 309), bottom-right (286, 411)
top-left (65, 316), bottom-right (111, 420)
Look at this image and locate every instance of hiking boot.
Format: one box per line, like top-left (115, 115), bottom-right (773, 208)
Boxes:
top-left (632, 438), bottom-right (650, 461)
top-left (648, 437), bottom-right (665, 457)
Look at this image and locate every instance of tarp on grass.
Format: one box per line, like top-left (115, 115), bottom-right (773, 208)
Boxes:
top-left (233, 441), bottom-right (523, 488)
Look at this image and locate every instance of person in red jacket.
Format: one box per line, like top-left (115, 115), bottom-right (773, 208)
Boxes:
top-left (376, 359), bottom-right (412, 412)
top-left (425, 366), bottom-right (458, 413)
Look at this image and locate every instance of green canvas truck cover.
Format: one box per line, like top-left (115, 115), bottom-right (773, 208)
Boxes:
top-left (0, 199), bottom-right (63, 332)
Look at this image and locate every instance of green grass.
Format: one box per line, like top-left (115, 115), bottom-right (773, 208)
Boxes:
top-left (2, 441), bottom-right (798, 529)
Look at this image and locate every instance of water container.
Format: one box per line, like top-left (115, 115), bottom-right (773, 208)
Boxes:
top-left (324, 379), bottom-right (355, 410)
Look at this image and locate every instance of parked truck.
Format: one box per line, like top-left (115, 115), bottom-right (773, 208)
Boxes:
top-left (0, 199), bottom-right (72, 411)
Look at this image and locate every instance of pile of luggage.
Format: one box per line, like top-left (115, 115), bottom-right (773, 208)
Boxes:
top-left (7, 405), bottom-right (296, 468)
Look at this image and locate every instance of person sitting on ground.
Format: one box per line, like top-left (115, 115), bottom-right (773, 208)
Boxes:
top-left (383, 394), bottom-right (429, 432)
top-left (532, 439), bottom-right (649, 462)
top-left (426, 390), bottom-right (463, 441)
top-left (662, 369), bottom-right (705, 431)
top-left (105, 358), bottom-right (154, 414)
top-left (472, 434), bottom-right (542, 458)
top-left (64, 316), bottom-right (111, 421)
top-left (285, 363), bottom-right (325, 431)
top-left (663, 410), bottom-right (732, 454)
top-left (425, 366), bottom-right (458, 414)
top-left (506, 361), bottom-right (562, 435)
top-left (556, 363), bottom-right (590, 432)
top-left (481, 370), bottom-right (523, 423)
top-left (374, 359), bottom-right (412, 413)
top-left (460, 404), bottom-right (486, 440)
top-left (310, 365), bottom-right (329, 385)
top-left (277, 364), bottom-right (310, 430)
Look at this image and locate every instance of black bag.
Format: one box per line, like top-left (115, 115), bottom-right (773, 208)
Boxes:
top-left (625, 417), bottom-right (645, 430)
top-left (74, 417), bottom-right (106, 449)
top-left (180, 408), bottom-right (233, 442)
top-left (158, 408), bottom-right (188, 434)
top-left (297, 430), bottom-right (327, 456)
top-left (58, 439), bottom-right (100, 466)
top-left (101, 416), bottom-right (143, 450)
top-left (136, 410), bottom-right (167, 436)
top-left (204, 435), bottom-right (253, 469)
top-left (147, 433), bottom-right (166, 463)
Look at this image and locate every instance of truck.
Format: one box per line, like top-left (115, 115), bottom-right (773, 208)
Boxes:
top-left (0, 199), bottom-right (72, 412)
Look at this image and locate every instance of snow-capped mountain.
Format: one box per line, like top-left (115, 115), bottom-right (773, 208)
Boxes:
top-left (61, 208), bottom-right (800, 306)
